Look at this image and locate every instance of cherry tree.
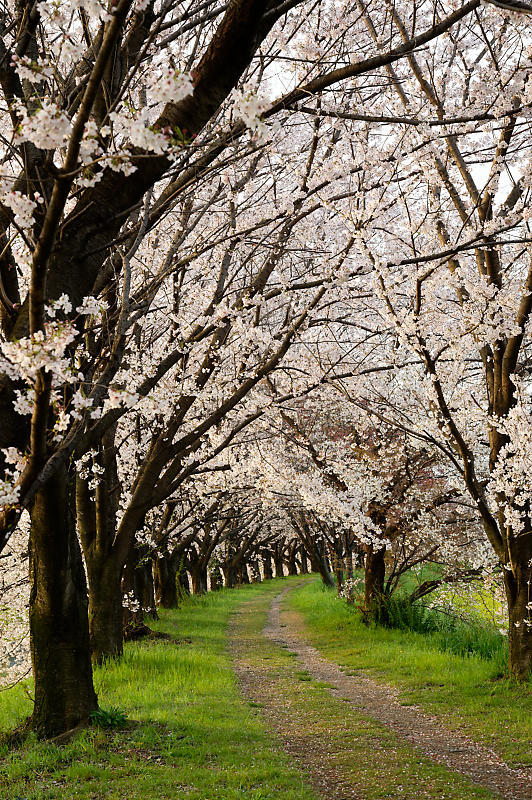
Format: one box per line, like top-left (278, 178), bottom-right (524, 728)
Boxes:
top-left (248, 393), bottom-right (482, 611)
top-left (321, 1), bottom-right (532, 676)
top-left (0, 0), bottom-right (505, 736)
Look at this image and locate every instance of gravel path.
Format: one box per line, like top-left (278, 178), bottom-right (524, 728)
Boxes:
top-left (262, 586), bottom-right (532, 800)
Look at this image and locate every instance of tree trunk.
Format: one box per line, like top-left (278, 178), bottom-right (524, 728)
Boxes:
top-left (249, 559), bottom-right (261, 583)
top-left (335, 565), bottom-right (344, 595)
top-left (262, 554), bottom-right (273, 580)
top-left (329, 547), bottom-right (344, 596)
top-left (178, 568), bottom-right (190, 597)
top-left (191, 566), bottom-right (208, 594)
top-left (287, 547), bottom-right (298, 575)
top-left (138, 555), bottom-right (158, 620)
top-left (364, 545), bottom-right (386, 615)
top-left (77, 425), bottom-right (125, 664)
top-left (210, 564), bottom-right (223, 591)
top-left (299, 547), bottom-right (309, 574)
top-left (308, 548), bottom-right (335, 588)
top-left (222, 563), bottom-right (237, 588)
top-left (504, 561), bottom-right (532, 680)
top-left (319, 559), bottom-right (335, 588)
top-left (29, 466), bottom-right (97, 737)
top-left (153, 552), bottom-right (179, 608)
top-left (345, 546), bottom-right (354, 605)
top-left (238, 564), bottom-right (250, 585)
top-left (87, 558), bottom-right (124, 664)
top-left (122, 544), bottom-right (158, 639)
top-left (273, 554), bottom-right (284, 577)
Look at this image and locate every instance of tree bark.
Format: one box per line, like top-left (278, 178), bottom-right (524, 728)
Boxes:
top-left (290, 522), bottom-right (334, 587)
top-left (262, 554), bottom-right (273, 580)
top-left (77, 426), bottom-right (125, 664)
top-left (273, 554), bottom-right (284, 577)
top-left (308, 547), bottom-right (335, 588)
top-left (364, 545), bottom-right (386, 614)
top-left (249, 559), bottom-right (261, 582)
top-left (29, 466), bottom-right (97, 737)
top-left (122, 543), bottom-right (158, 639)
top-left (329, 546), bottom-right (344, 595)
top-left (153, 551), bottom-right (180, 608)
top-left (345, 544), bottom-right (355, 605)
top-left (87, 558), bottom-right (124, 664)
top-left (504, 560), bottom-right (532, 679)
top-left (318, 558), bottom-right (335, 588)
top-left (286, 542), bottom-right (298, 575)
top-left (178, 569), bottom-right (191, 597)
top-left (190, 565), bottom-right (208, 594)
top-left (222, 563), bottom-right (237, 588)
top-left (238, 564), bottom-right (250, 585)
top-left (335, 565), bottom-right (344, 595)
top-left (210, 564), bottom-right (223, 591)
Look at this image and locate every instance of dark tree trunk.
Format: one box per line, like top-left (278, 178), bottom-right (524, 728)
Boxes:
top-left (335, 565), bottom-right (344, 595)
top-left (190, 565), bottom-right (208, 595)
top-left (299, 547), bottom-right (309, 574)
top-left (139, 556), bottom-right (158, 620)
top-left (29, 466), bottom-right (97, 737)
top-left (318, 559), bottom-right (335, 588)
top-left (504, 558), bottom-right (532, 680)
top-left (273, 554), bottom-right (284, 577)
top-left (307, 546), bottom-right (334, 588)
top-left (262, 553), bottom-right (273, 580)
top-left (222, 563), bottom-right (237, 588)
top-left (122, 544), bottom-right (158, 639)
top-left (238, 564), bottom-right (250, 585)
top-left (329, 546), bottom-right (344, 596)
top-left (210, 564), bottom-right (223, 591)
top-left (178, 568), bottom-right (190, 597)
top-left (306, 543), bottom-right (334, 587)
top-left (153, 551), bottom-right (179, 608)
top-left (77, 425), bottom-right (125, 664)
top-left (87, 558), bottom-right (124, 664)
top-left (364, 545), bottom-right (386, 614)
top-left (286, 546), bottom-right (298, 576)
top-left (345, 545), bottom-right (354, 605)
top-left (249, 559), bottom-right (261, 583)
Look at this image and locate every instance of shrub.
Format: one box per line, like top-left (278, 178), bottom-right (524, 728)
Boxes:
top-left (372, 593), bottom-right (508, 672)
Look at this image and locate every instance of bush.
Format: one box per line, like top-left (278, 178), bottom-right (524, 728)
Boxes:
top-left (372, 593), bottom-right (508, 672)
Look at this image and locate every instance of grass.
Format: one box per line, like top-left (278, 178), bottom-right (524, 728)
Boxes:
top-left (372, 591), bottom-right (508, 666)
top-left (0, 579), bottom-right (316, 800)
top-left (0, 575), bottom-right (528, 800)
top-left (234, 587), bottom-right (497, 800)
top-left (288, 579), bottom-right (532, 767)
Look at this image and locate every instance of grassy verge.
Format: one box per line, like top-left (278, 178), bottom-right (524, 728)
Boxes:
top-left (287, 579), bottom-right (532, 767)
top-left (234, 587), bottom-right (497, 800)
top-left (0, 579), bottom-right (315, 800)
top-left (371, 592), bottom-right (507, 666)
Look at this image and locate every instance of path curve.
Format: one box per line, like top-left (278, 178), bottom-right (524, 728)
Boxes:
top-left (264, 585), bottom-right (531, 800)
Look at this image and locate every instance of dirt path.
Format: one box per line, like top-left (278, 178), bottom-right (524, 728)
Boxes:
top-left (230, 584), bottom-right (531, 800)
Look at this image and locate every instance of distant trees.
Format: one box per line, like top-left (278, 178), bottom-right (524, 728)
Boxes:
top-left (249, 399), bottom-right (484, 612)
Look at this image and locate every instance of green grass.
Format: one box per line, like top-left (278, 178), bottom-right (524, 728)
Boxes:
top-left (0, 579), bottom-right (316, 800)
top-left (234, 587), bottom-right (497, 800)
top-left (288, 579), bottom-right (532, 767)
top-left (1, 575), bottom-right (528, 800)
top-left (390, 564), bottom-right (507, 627)
top-left (372, 591), bottom-right (508, 666)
